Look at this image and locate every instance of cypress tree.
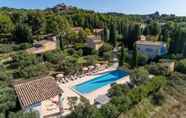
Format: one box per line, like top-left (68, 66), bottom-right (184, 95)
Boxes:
top-left (104, 27), bottom-right (110, 42)
top-left (119, 45), bottom-right (125, 67)
top-left (59, 34), bottom-right (64, 50)
top-left (109, 23), bottom-right (117, 47)
top-left (132, 44), bottom-right (137, 68)
top-left (183, 43), bottom-right (186, 57)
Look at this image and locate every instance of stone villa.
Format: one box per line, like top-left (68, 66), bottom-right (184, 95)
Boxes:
top-left (136, 40), bottom-right (167, 59)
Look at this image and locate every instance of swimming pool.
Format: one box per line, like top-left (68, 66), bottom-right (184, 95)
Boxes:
top-left (73, 70), bottom-right (128, 94)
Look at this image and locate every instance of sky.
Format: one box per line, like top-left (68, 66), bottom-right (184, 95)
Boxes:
top-left (0, 0), bottom-right (186, 16)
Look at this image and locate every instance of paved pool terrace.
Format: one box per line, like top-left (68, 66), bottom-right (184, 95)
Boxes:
top-left (73, 70), bottom-right (128, 94)
top-left (58, 65), bottom-right (130, 116)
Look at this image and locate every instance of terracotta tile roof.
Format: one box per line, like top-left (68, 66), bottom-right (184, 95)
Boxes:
top-left (13, 78), bottom-right (63, 109)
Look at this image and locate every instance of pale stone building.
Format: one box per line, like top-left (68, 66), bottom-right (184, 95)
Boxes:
top-left (86, 35), bottom-right (103, 50)
top-left (136, 40), bottom-right (167, 59)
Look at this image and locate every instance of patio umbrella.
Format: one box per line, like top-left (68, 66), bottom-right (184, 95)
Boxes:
top-left (89, 65), bottom-right (95, 69)
top-left (113, 58), bottom-right (118, 62)
top-left (56, 74), bottom-right (64, 78)
top-left (82, 67), bottom-right (88, 71)
top-left (52, 96), bottom-right (59, 102)
top-left (96, 64), bottom-right (101, 67)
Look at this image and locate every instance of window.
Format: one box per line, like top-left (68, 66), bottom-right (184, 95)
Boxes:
top-left (145, 48), bottom-right (153, 52)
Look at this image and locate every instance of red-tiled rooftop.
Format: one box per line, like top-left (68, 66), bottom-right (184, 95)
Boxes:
top-left (13, 77), bottom-right (63, 109)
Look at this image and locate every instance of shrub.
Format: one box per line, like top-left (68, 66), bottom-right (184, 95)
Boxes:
top-left (16, 64), bottom-right (48, 79)
top-left (137, 52), bottom-right (148, 66)
top-left (109, 76), bottom-right (167, 112)
top-left (11, 52), bottom-right (41, 68)
top-left (100, 103), bottom-right (120, 118)
top-left (69, 104), bottom-right (103, 118)
top-left (0, 44), bottom-right (14, 53)
top-left (17, 43), bottom-right (32, 50)
top-left (84, 55), bottom-right (97, 66)
top-left (103, 51), bottom-right (113, 61)
top-left (150, 91), bottom-right (165, 106)
top-left (0, 43), bottom-right (32, 53)
top-left (58, 55), bottom-right (81, 75)
top-left (176, 59), bottom-right (186, 74)
top-left (128, 76), bottom-right (167, 104)
top-left (147, 64), bottom-right (169, 76)
top-left (8, 111), bottom-right (39, 118)
top-left (0, 82), bottom-right (16, 113)
top-left (99, 43), bottom-right (113, 56)
top-left (130, 67), bottom-right (149, 85)
top-left (44, 50), bottom-right (63, 64)
top-left (111, 96), bottom-right (132, 112)
top-left (0, 70), bottom-right (12, 81)
top-left (109, 84), bottom-right (130, 97)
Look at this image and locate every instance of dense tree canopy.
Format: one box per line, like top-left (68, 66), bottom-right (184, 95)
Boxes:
top-left (12, 23), bottom-right (32, 43)
top-left (176, 59), bottom-right (186, 74)
top-left (26, 12), bottom-right (45, 35)
top-left (69, 104), bottom-right (103, 118)
top-left (46, 15), bottom-right (70, 35)
top-left (148, 21), bottom-right (161, 35)
top-left (0, 82), bottom-right (16, 113)
top-left (0, 13), bottom-right (14, 34)
top-left (0, 4), bottom-right (186, 118)
top-left (130, 67), bottom-right (149, 85)
top-left (11, 52), bottom-right (41, 68)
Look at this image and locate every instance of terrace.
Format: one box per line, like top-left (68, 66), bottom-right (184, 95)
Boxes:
top-left (56, 62), bottom-right (130, 116)
top-left (26, 35), bottom-right (57, 54)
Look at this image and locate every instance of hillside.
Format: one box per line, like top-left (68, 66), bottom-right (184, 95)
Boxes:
top-left (1, 3), bottom-right (186, 118)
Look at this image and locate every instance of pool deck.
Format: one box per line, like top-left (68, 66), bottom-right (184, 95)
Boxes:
top-left (74, 74), bottom-right (130, 104)
top-left (58, 63), bottom-right (130, 116)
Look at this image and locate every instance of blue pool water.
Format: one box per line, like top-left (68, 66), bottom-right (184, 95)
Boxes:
top-left (73, 70), bottom-right (128, 94)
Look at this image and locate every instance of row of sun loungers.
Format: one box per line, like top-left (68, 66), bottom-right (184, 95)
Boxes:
top-left (56, 64), bottom-right (109, 84)
top-left (58, 75), bottom-right (79, 84)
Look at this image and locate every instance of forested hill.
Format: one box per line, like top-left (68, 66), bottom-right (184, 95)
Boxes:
top-left (1, 3), bottom-right (186, 29)
top-left (1, 3), bottom-right (186, 118)
top-left (1, 3), bottom-right (186, 27)
top-left (1, 3), bottom-right (186, 52)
